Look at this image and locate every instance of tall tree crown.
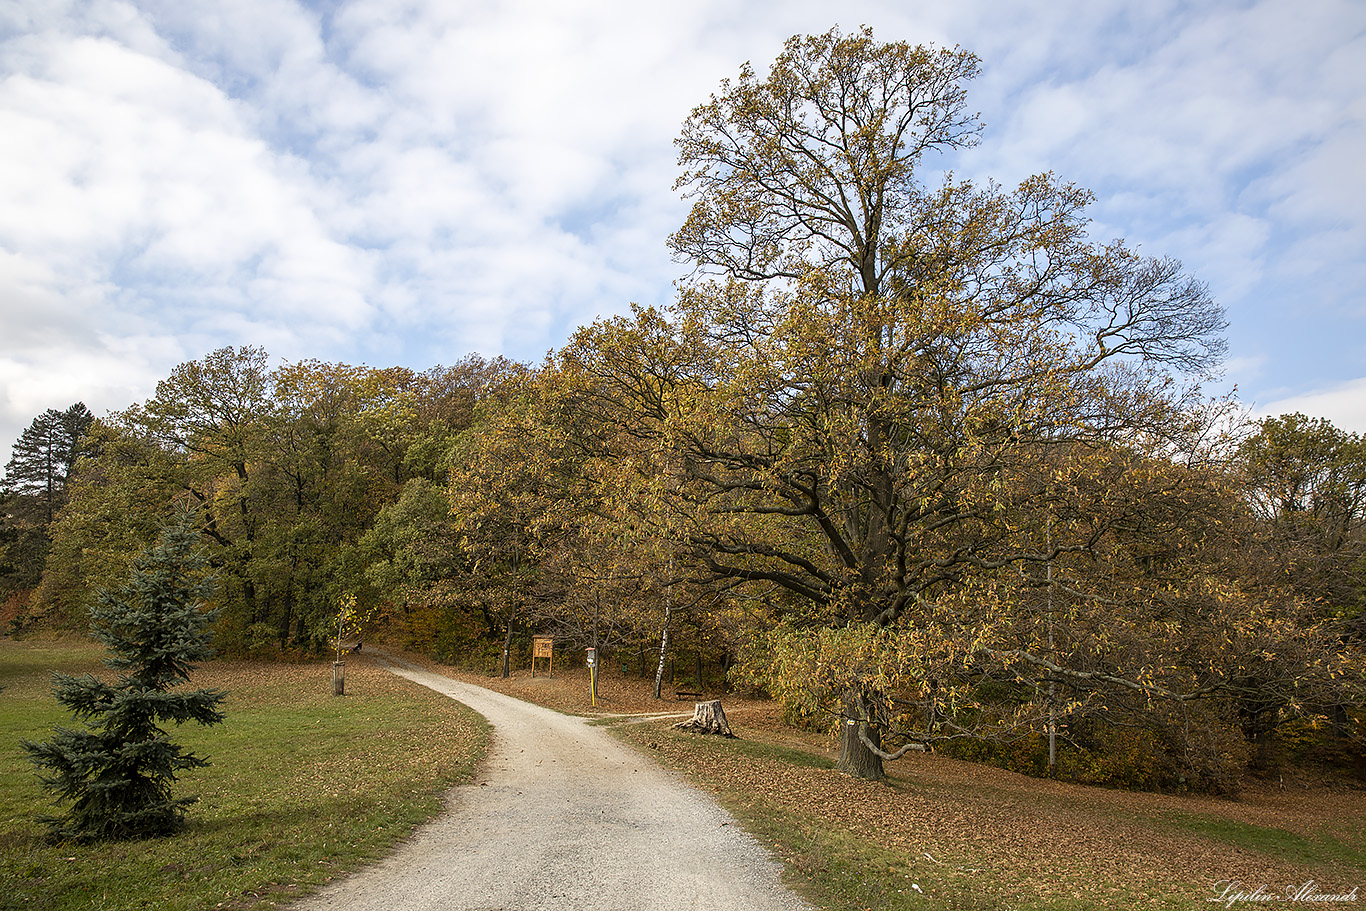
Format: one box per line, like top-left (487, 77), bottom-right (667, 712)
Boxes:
top-left (669, 26), bottom-right (1226, 377)
top-left (671, 26), bottom-right (982, 294)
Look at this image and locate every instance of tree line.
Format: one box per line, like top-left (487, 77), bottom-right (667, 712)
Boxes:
top-left (3, 26), bottom-right (1363, 790)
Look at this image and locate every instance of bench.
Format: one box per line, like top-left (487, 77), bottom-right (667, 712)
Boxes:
top-left (674, 688), bottom-right (703, 701)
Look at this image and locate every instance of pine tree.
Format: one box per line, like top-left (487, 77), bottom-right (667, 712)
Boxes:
top-left (1, 403), bottom-right (94, 598)
top-left (22, 513), bottom-right (226, 842)
top-left (2, 403), bottom-right (93, 525)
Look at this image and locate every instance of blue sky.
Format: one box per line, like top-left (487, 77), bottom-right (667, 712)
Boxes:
top-left (1, 0), bottom-right (1363, 465)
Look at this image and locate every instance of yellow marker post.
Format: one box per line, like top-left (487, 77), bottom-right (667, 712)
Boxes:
top-left (585, 647), bottom-right (597, 707)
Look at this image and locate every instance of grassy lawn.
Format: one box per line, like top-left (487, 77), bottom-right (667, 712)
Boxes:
top-left (0, 637), bottom-right (489, 911)
top-left (1160, 810), bottom-right (1366, 872)
top-left (605, 716), bottom-right (1366, 910)
top-left (15, 638), bottom-right (1350, 911)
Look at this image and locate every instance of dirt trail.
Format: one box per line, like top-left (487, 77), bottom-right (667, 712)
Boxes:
top-left (290, 649), bottom-right (813, 911)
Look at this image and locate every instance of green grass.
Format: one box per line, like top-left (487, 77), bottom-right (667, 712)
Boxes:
top-left (0, 637), bottom-right (490, 911)
top-left (718, 794), bottom-right (1011, 911)
top-left (1160, 810), bottom-right (1366, 871)
top-left (723, 736), bottom-right (838, 770)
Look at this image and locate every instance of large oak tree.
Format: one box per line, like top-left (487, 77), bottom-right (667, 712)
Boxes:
top-left (559, 27), bottom-right (1231, 778)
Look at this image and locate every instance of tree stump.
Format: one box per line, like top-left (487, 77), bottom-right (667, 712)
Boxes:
top-left (674, 699), bottom-right (735, 737)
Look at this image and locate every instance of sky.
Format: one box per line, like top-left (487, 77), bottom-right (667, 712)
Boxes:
top-left (1, 0), bottom-right (1363, 467)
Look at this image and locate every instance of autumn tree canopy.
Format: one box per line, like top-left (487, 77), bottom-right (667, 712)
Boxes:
top-left (31, 348), bottom-right (511, 652)
top-left (549, 26), bottom-right (1250, 779)
top-left (1237, 412), bottom-right (1366, 615)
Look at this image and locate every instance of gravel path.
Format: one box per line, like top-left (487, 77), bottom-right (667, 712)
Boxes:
top-left (290, 650), bottom-right (814, 911)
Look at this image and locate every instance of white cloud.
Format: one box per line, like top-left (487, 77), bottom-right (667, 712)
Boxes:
top-left (1255, 378), bottom-right (1366, 435)
top-left (939, 0), bottom-right (1366, 412)
top-left (0, 30), bottom-right (371, 305)
top-left (1, 0), bottom-right (1364, 468)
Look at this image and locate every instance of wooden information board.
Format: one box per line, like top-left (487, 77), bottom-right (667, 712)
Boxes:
top-left (532, 637), bottom-right (554, 676)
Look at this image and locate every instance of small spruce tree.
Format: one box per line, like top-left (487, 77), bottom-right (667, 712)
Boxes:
top-left (22, 514), bottom-right (226, 842)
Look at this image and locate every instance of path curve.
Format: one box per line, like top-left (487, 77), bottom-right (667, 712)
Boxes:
top-left (290, 650), bottom-right (814, 911)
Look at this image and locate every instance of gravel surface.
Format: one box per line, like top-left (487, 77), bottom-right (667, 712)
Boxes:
top-left (290, 650), bottom-right (814, 911)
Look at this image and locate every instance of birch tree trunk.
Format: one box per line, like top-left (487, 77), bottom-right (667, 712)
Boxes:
top-left (653, 602), bottom-right (671, 699)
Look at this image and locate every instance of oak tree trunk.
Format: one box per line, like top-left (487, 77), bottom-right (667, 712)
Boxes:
top-left (838, 687), bottom-right (886, 780)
